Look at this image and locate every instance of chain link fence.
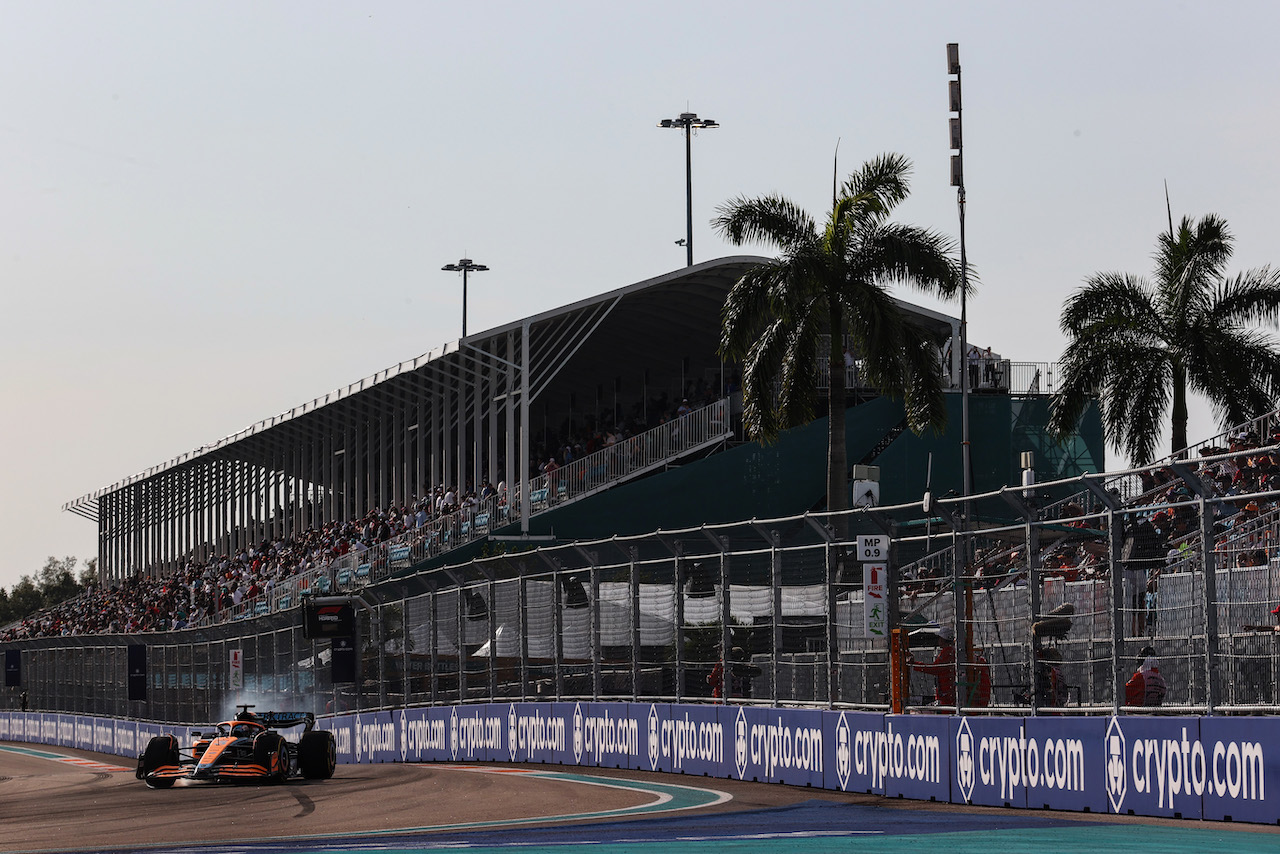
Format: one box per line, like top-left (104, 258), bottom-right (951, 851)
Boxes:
top-left (7, 446), bottom-right (1280, 721)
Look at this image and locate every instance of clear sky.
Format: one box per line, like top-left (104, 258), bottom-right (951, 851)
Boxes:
top-left (2, 2), bottom-right (1277, 591)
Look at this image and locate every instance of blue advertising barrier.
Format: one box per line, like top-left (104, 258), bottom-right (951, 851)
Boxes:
top-left (1023, 716), bottom-right (1107, 814)
top-left (355, 710), bottom-right (399, 765)
top-left (326, 713), bottom-right (357, 764)
top-left (74, 715), bottom-right (94, 752)
top-left (882, 715), bottom-right (951, 802)
top-left (449, 704), bottom-right (508, 763)
top-left (398, 705), bottom-right (452, 764)
top-left (3, 706), bottom-right (1279, 826)
top-left (1199, 716), bottom-right (1280, 824)
top-left (729, 705), bottom-right (826, 787)
top-left (824, 710), bottom-right (889, 795)
top-left (568, 702), bottom-right (644, 770)
top-left (951, 715), bottom-right (1029, 809)
top-left (949, 716), bottom-right (1108, 813)
top-left (642, 703), bottom-right (726, 777)
top-left (1103, 716), bottom-right (1203, 820)
top-left (504, 702), bottom-right (570, 766)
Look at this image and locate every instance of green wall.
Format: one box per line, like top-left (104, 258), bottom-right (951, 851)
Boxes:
top-left (512, 393), bottom-right (1104, 540)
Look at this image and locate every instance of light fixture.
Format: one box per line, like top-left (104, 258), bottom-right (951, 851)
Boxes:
top-left (657, 112), bottom-right (718, 267)
top-left (441, 258), bottom-right (489, 337)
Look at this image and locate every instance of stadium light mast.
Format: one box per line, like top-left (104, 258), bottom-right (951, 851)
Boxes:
top-left (441, 258), bottom-right (489, 338)
top-left (658, 112), bottom-right (718, 267)
top-left (948, 41), bottom-right (975, 717)
top-left (947, 44), bottom-right (972, 505)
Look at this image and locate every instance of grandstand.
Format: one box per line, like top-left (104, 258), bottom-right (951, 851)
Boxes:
top-left (60, 256), bottom-right (1099, 590)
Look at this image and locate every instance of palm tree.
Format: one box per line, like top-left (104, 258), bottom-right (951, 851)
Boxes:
top-left (1050, 213), bottom-right (1280, 465)
top-left (715, 153), bottom-right (963, 513)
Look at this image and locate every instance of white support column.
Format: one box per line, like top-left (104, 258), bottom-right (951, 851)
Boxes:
top-left (504, 331), bottom-right (516, 503)
top-left (431, 372), bottom-right (443, 492)
top-left (473, 359), bottom-right (484, 490)
top-left (415, 375), bottom-right (427, 501)
top-left (520, 320), bottom-right (531, 533)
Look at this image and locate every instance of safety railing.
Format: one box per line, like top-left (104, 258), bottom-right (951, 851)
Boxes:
top-left (525, 398), bottom-right (731, 510)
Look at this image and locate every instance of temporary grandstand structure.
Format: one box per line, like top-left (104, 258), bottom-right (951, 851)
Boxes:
top-left (65, 257), bottom-right (965, 585)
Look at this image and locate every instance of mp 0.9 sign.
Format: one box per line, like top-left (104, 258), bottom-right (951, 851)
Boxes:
top-left (857, 535), bottom-right (888, 562)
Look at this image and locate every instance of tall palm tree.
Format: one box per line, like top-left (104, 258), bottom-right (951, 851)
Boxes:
top-left (1050, 213), bottom-right (1280, 465)
top-left (716, 153), bottom-right (963, 513)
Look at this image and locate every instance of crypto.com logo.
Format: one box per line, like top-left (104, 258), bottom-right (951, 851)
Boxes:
top-left (572, 703), bottom-right (584, 763)
top-left (955, 717), bottom-right (976, 803)
top-left (508, 704), bottom-right (518, 762)
top-left (734, 708), bottom-right (748, 779)
top-left (400, 709), bottom-right (408, 763)
top-left (835, 713), bottom-right (852, 791)
top-left (449, 707), bottom-right (460, 761)
top-left (647, 705), bottom-right (660, 770)
top-left (1106, 717), bottom-right (1127, 812)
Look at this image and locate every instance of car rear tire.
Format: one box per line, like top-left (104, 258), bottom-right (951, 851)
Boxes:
top-left (139, 735), bottom-right (180, 788)
top-left (298, 730), bottom-right (336, 779)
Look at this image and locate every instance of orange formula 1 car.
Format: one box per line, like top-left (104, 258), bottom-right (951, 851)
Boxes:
top-left (136, 705), bottom-right (336, 788)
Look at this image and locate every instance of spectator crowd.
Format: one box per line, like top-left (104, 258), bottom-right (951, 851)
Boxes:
top-left (3, 387), bottom-right (734, 642)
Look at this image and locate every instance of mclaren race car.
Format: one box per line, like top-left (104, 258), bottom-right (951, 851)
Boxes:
top-left (136, 705), bottom-right (336, 788)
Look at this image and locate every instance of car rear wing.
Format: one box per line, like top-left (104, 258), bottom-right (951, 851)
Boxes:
top-left (255, 711), bottom-right (316, 731)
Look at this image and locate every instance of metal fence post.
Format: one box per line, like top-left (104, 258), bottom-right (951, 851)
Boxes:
top-left (487, 577), bottom-right (498, 702)
top-left (429, 582), bottom-right (439, 705)
top-left (456, 585), bottom-right (466, 704)
top-left (630, 546), bottom-right (640, 702)
top-left (519, 571), bottom-right (530, 702)
top-left (675, 556), bottom-right (686, 702)
top-left (772, 536), bottom-right (783, 706)
top-left (1200, 493), bottom-right (1220, 714)
top-left (1109, 506), bottom-right (1125, 712)
top-left (590, 559), bottom-right (602, 701)
top-left (823, 533), bottom-right (840, 708)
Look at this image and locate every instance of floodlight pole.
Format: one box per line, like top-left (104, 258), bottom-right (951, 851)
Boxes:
top-left (658, 112), bottom-right (718, 267)
top-left (947, 44), bottom-right (972, 508)
top-left (949, 41), bottom-right (973, 715)
top-left (441, 258), bottom-right (489, 338)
